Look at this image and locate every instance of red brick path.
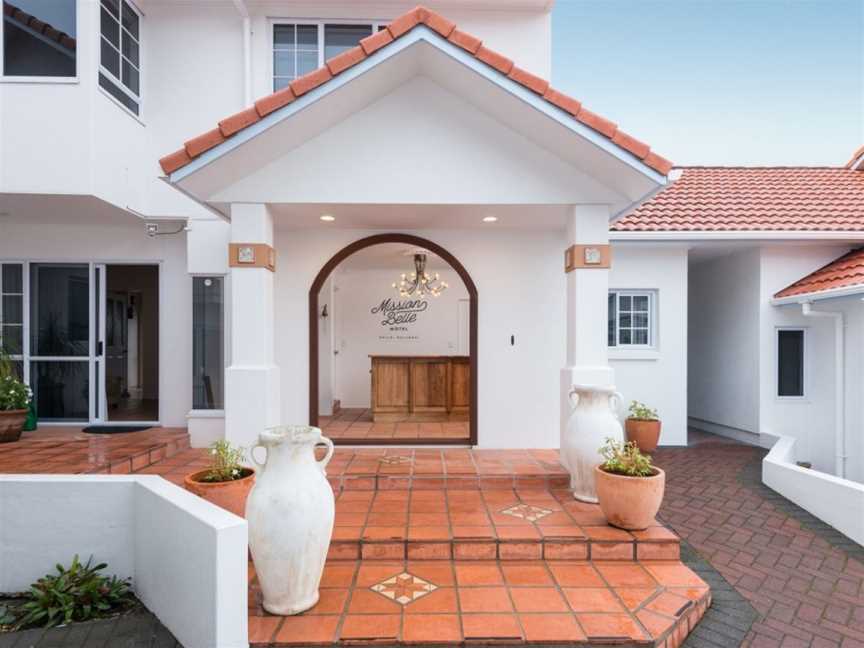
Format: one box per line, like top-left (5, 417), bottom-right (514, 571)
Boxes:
top-left (655, 442), bottom-right (864, 648)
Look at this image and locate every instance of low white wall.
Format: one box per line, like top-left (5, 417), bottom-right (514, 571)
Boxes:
top-left (0, 476), bottom-right (248, 648)
top-left (762, 434), bottom-right (864, 546)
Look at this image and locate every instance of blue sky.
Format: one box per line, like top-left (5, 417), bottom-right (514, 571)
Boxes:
top-left (551, 0), bottom-right (863, 166)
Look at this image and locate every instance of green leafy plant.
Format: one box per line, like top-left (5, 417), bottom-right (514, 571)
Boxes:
top-left (599, 438), bottom-right (656, 477)
top-left (0, 349), bottom-right (30, 411)
top-left (627, 400), bottom-right (659, 421)
top-left (198, 439), bottom-right (250, 482)
top-left (10, 556), bottom-right (134, 630)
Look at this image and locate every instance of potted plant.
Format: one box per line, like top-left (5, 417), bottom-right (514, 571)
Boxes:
top-left (184, 440), bottom-right (255, 518)
top-left (595, 438), bottom-right (665, 530)
top-left (0, 352), bottom-right (31, 443)
top-left (625, 400), bottom-right (661, 453)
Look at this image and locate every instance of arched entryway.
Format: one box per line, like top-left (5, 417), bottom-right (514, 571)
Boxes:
top-left (309, 233), bottom-right (478, 445)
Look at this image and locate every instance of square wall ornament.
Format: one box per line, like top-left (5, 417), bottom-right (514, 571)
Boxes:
top-left (565, 244), bottom-right (611, 272)
top-left (229, 243), bottom-right (275, 271)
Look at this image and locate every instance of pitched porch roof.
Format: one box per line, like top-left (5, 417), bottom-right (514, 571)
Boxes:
top-left (612, 166), bottom-right (864, 233)
top-left (774, 247), bottom-right (864, 302)
top-left (158, 5), bottom-right (672, 179)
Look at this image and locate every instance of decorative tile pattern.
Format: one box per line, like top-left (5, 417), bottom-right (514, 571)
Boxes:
top-left (378, 456), bottom-right (414, 465)
top-left (370, 572), bottom-right (438, 605)
top-left (499, 503), bottom-right (553, 522)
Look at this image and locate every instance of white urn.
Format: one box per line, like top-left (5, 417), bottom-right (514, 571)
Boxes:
top-left (246, 425), bottom-right (335, 615)
top-left (560, 384), bottom-right (624, 503)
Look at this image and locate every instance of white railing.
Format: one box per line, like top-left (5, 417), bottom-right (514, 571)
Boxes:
top-left (0, 475), bottom-right (248, 648)
top-left (762, 434), bottom-right (864, 546)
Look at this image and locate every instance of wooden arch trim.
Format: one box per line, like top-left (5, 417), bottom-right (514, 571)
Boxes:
top-left (309, 233), bottom-right (478, 446)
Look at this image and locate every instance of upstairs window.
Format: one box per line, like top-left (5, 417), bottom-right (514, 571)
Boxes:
top-left (2, 0), bottom-right (77, 78)
top-left (608, 290), bottom-right (656, 348)
top-left (272, 21), bottom-right (381, 91)
top-left (99, 0), bottom-right (140, 115)
top-left (0, 263), bottom-right (24, 379)
top-left (777, 328), bottom-right (805, 397)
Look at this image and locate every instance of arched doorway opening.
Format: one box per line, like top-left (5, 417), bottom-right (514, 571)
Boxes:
top-left (309, 234), bottom-right (478, 445)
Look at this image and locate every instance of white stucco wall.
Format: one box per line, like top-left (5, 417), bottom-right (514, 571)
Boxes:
top-left (0, 211), bottom-right (192, 428)
top-left (609, 244), bottom-right (689, 446)
top-left (688, 248), bottom-right (762, 439)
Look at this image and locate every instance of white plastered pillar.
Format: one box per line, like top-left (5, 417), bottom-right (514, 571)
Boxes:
top-left (560, 205), bottom-right (616, 441)
top-left (225, 203), bottom-right (281, 448)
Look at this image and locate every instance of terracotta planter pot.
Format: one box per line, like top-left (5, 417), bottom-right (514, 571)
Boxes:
top-left (184, 468), bottom-right (256, 518)
top-left (0, 409), bottom-right (27, 443)
top-left (595, 465), bottom-right (665, 531)
top-left (625, 418), bottom-right (661, 454)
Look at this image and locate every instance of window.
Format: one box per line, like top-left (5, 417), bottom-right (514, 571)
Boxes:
top-left (608, 291), bottom-right (655, 347)
top-left (0, 264), bottom-right (24, 379)
top-left (2, 0), bottom-right (76, 78)
top-left (193, 277), bottom-right (224, 410)
top-left (272, 21), bottom-right (380, 91)
top-left (777, 329), bottom-right (805, 397)
top-left (99, 0), bottom-right (140, 115)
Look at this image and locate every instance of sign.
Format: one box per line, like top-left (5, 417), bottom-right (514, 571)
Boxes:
top-left (371, 298), bottom-right (428, 331)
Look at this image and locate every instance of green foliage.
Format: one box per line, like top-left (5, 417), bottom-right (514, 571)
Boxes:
top-left (7, 556), bottom-right (134, 630)
top-left (599, 438), bottom-right (656, 477)
top-left (0, 349), bottom-right (30, 411)
top-left (199, 439), bottom-right (249, 482)
top-left (627, 400), bottom-right (659, 421)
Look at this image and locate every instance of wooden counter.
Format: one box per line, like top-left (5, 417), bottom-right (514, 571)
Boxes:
top-left (370, 355), bottom-right (470, 421)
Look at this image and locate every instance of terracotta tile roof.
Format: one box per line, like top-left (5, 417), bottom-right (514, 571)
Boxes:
top-left (159, 5), bottom-right (672, 177)
top-left (774, 248), bottom-right (864, 299)
top-left (3, 2), bottom-right (76, 52)
top-left (612, 167), bottom-right (864, 232)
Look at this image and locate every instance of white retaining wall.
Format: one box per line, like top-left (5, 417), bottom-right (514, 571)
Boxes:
top-left (0, 475), bottom-right (248, 648)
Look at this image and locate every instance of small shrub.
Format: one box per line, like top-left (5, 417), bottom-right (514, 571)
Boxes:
top-left (627, 400), bottom-right (658, 421)
top-left (199, 439), bottom-right (249, 482)
top-left (0, 375), bottom-right (30, 411)
top-left (599, 438), bottom-right (656, 477)
top-left (10, 556), bottom-right (134, 630)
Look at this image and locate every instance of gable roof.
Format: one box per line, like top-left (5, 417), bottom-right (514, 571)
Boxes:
top-left (3, 2), bottom-right (76, 53)
top-left (159, 5), bottom-right (672, 178)
top-left (612, 167), bottom-right (864, 233)
top-left (847, 144), bottom-right (864, 170)
top-left (774, 247), bottom-right (864, 300)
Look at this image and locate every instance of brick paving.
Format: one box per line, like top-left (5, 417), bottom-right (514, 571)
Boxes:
top-left (654, 440), bottom-right (864, 648)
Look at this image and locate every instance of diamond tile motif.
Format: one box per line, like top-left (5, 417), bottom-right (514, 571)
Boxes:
top-left (378, 455), bottom-right (413, 465)
top-left (370, 572), bottom-right (438, 605)
top-left (500, 503), bottom-right (553, 522)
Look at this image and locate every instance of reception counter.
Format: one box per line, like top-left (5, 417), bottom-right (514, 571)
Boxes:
top-left (370, 355), bottom-right (470, 421)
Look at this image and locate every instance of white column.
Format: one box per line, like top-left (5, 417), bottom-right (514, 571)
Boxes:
top-left (225, 203), bottom-right (281, 449)
top-left (560, 205), bottom-right (616, 438)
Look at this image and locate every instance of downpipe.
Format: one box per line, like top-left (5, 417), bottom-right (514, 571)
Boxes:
top-left (801, 301), bottom-right (847, 478)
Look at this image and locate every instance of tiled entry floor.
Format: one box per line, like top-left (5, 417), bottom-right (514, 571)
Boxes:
top-left (248, 559), bottom-right (710, 646)
top-left (321, 408), bottom-right (470, 442)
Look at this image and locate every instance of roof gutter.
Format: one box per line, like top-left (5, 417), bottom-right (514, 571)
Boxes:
top-left (232, 0), bottom-right (252, 105)
top-left (800, 301), bottom-right (847, 479)
top-left (771, 283), bottom-right (864, 306)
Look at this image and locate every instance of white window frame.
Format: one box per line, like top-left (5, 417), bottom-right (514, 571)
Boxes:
top-left (268, 18), bottom-right (388, 91)
top-left (776, 326), bottom-right (807, 400)
top-left (608, 290), bottom-right (657, 349)
top-left (0, 0), bottom-right (79, 83)
top-left (98, 0), bottom-right (143, 117)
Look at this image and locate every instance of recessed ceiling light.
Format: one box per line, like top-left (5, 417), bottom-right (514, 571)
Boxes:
top-left (320, 214), bottom-right (335, 222)
top-left (482, 215), bottom-right (498, 223)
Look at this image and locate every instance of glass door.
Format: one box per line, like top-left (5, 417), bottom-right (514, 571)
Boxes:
top-left (28, 263), bottom-right (91, 422)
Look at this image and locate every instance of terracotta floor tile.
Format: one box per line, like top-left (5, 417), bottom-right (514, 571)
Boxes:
top-left (335, 512), bottom-right (368, 527)
top-left (366, 512), bottom-right (408, 526)
top-left (339, 614), bottom-right (401, 641)
top-left (549, 562), bottom-right (605, 588)
top-left (409, 513), bottom-right (449, 526)
top-left (644, 590), bottom-right (693, 617)
top-left (563, 587), bottom-right (626, 613)
top-left (247, 616), bottom-right (281, 644)
top-left (519, 613), bottom-right (586, 642)
top-left (458, 586), bottom-right (513, 613)
top-left (455, 562), bottom-right (504, 586)
top-left (332, 527), bottom-right (362, 541)
top-left (362, 526), bottom-right (406, 541)
top-left (594, 562), bottom-right (657, 588)
top-left (320, 562), bottom-right (358, 588)
top-left (451, 525), bottom-right (494, 539)
top-left (642, 562), bottom-right (708, 587)
top-left (582, 526), bottom-right (634, 541)
top-left (461, 614), bottom-right (523, 641)
top-left (407, 526), bottom-right (451, 541)
top-left (614, 587), bottom-right (658, 610)
top-left (306, 588), bottom-right (349, 615)
top-left (500, 562), bottom-right (554, 586)
top-left (402, 614), bottom-right (462, 644)
top-left (356, 563), bottom-right (404, 587)
top-left (402, 587), bottom-right (458, 614)
top-left (406, 561), bottom-right (455, 586)
top-left (575, 613), bottom-right (647, 641)
top-left (495, 525), bottom-right (541, 540)
top-left (273, 615), bottom-right (339, 645)
top-left (348, 588), bottom-right (404, 614)
top-left (637, 608), bottom-right (677, 638)
top-left (509, 586), bottom-right (569, 613)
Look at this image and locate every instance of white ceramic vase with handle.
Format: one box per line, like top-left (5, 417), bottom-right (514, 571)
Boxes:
top-left (561, 385), bottom-right (624, 503)
top-left (246, 425), bottom-right (335, 615)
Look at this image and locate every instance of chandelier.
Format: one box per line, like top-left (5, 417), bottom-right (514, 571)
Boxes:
top-left (392, 254), bottom-right (448, 298)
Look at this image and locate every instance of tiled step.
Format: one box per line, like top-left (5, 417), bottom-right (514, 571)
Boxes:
top-left (247, 558), bottom-right (711, 647)
top-left (328, 486), bottom-right (681, 562)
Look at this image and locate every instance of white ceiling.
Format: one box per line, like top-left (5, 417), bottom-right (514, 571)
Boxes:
top-left (334, 242), bottom-right (452, 270)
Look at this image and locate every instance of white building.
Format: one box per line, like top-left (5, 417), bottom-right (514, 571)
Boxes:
top-left (2, 1), bottom-right (863, 520)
